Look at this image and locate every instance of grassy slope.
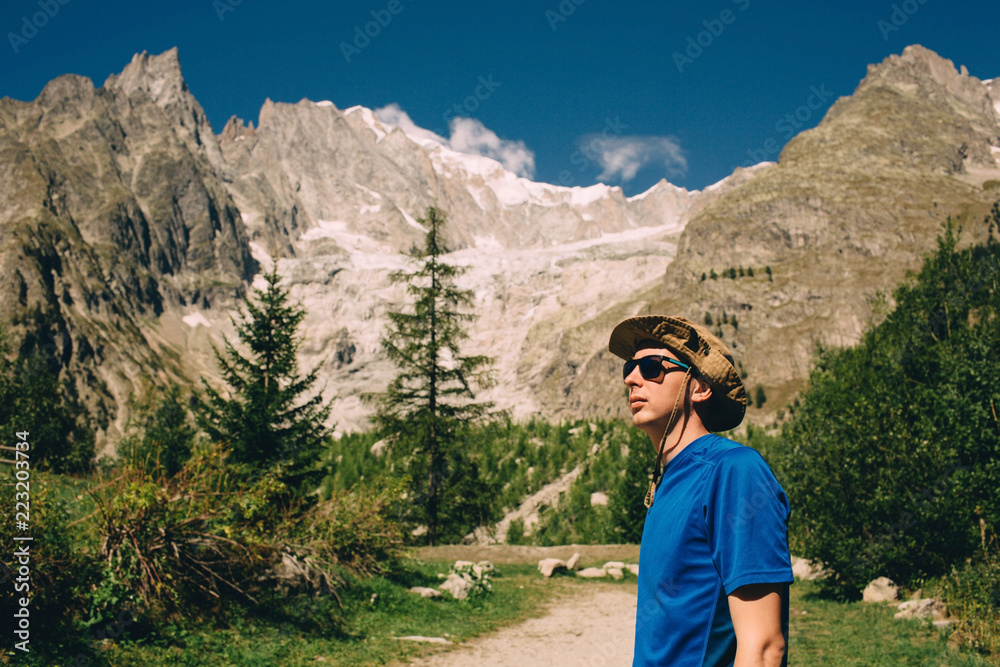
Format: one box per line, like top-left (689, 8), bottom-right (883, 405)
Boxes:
top-left (789, 580), bottom-right (995, 666)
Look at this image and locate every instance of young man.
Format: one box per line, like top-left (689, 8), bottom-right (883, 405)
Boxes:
top-left (609, 315), bottom-right (792, 667)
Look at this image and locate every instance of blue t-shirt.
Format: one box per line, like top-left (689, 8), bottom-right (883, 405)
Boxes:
top-left (633, 434), bottom-right (792, 667)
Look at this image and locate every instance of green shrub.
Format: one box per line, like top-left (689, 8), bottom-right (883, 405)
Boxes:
top-left (0, 471), bottom-right (97, 653)
top-left (776, 221), bottom-right (1000, 598)
top-left (754, 385), bottom-right (767, 408)
top-left (0, 324), bottom-right (95, 473)
top-left (120, 383), bottom-right (196, 477)
top-left (530, 423), bottom-right (651, 545)
top-left (285, 477), bottom-right (407, 578)
top-left (937, 545), bottom-right (1000, 656)
top-left (506, 518), bottom-right (526, 545)
top-left (448, 561), bottom-right (496, 598)
top-left (88, 444), bottom-right (274, 615)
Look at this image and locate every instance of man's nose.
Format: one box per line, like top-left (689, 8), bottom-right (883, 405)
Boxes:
top-left (624, 366), bottom-right (643, 386)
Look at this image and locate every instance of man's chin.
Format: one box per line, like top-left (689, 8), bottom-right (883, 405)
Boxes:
top-left (632, 414), bottom-right (655, 432)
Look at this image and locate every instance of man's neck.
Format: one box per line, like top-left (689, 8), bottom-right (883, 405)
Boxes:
top-left (654, 418), bottom-right (711, 465)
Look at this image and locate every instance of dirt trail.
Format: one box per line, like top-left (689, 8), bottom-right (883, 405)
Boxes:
top-left (397, 583), bottom-right (638, 667)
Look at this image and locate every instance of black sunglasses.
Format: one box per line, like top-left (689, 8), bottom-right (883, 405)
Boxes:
top-left (622, 355), bottom-right (691, 381)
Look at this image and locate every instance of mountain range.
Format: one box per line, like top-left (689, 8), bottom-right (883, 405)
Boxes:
top-left (1, 44), bottom-right (998, 451)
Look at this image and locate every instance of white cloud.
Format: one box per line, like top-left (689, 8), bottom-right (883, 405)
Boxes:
top-left (447, 117), bottom-right (536, 179)
top-left (373, 104), bottom-right (536, 179)
top-left (581, 135), bottom-right (688, 184)
top-left (374, 103), bottom-right (448, 146)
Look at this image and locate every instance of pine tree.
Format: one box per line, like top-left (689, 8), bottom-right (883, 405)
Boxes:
top-left (754, 385), bottom-right (767, 408)
top-left (123, 383), bottom-right (196, 477)
top-left (369, 206), bottom-right (498, 545)
top-left (197, 267), bottom-right (331, 481)
top-left (747, 266), bottom-right (755, 277)
top-left (0, 324), bottom-right (94, 473)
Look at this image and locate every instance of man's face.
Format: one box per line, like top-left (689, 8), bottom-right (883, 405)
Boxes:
top-left (624, 346), bottom-right (690, 441)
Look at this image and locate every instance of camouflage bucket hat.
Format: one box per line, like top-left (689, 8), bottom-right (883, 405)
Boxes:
top-left (608, 315), bottom-right (746, 432)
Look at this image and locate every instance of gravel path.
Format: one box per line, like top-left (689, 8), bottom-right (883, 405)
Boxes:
top-left (399, 584), bottom-right (638, 667)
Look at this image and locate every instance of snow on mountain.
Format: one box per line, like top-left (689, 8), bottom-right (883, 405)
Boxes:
top-left (208, 97), bottom-right (768, 431)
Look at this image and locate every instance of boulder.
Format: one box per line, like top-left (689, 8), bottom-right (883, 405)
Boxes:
top-left (454, 560), bottom-right (475, 569)
top-left (407, 586), bottom-right (442, 599)
top-left (627, 563), bottom-right (640, 577)
top-left (439, 573), bottom-right (473, 600)
top-left (790, 556), bottom-right (823, 581)
top-left (607, 567), bottom-right (624, 580)
top-left (895, 598), bottom-right (948, 621)
top-left (272, 549), bottom-right (335, 595)
top-left (539, 558), bottom-right (567, 578)
top-left (577, 567), bottom-right (608, 578)
top-left (603, 561), bottom-right (626, 570)
top-left (472, 560), bottom-right (495, 577)
top-left (590, 492), bottom-right (609, 506)
top-left (566, 552), bottom-right (582, 570)
top-left (862, 577), bottom-right (899, 603)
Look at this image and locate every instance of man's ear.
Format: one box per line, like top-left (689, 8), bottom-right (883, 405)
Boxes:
top-left (689, 375), bottom-right (713, 404)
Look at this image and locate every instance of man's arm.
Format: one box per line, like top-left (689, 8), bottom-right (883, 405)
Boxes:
top-left (728, 583), bottom-right (788, 667)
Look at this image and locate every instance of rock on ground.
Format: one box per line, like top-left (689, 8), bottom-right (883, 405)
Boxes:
top-left (539, 558), bottom-right (567, 578)
top-left (408, 587), bottom-right (443, 599)
top-left (895, 598), bottom-right (948, 621)
top-left (862, 577), bottom-right (899, 603)
top-left (790, 556), bottom-right (823, 581)
top-left (577, 567), bottom-right (608, 578)
top-left (439, 573), bottom-right (474, 600)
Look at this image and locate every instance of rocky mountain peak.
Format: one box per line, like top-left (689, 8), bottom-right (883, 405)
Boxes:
top-left (859, 44), bottom-right (997, 121)
top-left (36, 73), bottom-right (97, 112)
top-left (104, 48), bottom-right (186, 107)
top-left (104, 47), bottom-right (224, 168)
top-left (221, 115), bottom-right (256, 141)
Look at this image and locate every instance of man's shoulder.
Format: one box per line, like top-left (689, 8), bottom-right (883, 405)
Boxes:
top-left (689, 433), bottom-right (762, 463)
top-left (688, 434), bottom-right (778, 484)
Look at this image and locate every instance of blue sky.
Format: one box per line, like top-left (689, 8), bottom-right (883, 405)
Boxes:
top-left (2, 0), bottom-right (998, 195)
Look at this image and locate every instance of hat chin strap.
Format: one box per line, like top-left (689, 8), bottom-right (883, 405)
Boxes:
top-left (644, 368), bottom-right (693, 509)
